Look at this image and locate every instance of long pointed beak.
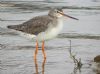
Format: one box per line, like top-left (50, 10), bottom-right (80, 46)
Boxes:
top-left (58, 11), bottom-right (79, 20)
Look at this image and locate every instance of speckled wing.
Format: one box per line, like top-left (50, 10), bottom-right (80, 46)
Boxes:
top-left (7, 15), bottom-right (52, 35)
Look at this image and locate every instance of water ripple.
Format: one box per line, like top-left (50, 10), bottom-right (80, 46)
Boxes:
top-left (58, 33), bottom-right (100, 40)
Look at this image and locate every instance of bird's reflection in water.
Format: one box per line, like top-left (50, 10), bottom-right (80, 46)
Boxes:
top-left (34, 59), bottom-right (38, 74)
top-left (34, 58), bottom-right (46, 74)
top-left (42, 59), bottom-right (46, 74)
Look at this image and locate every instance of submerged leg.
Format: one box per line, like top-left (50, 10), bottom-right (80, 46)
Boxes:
top-left (42, 40), bottom-right (46, 59)
top-left (34, 40), bottom-right (38, 60)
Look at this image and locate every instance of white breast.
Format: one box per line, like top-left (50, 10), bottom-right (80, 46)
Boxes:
top-left (37, 19), bottom-right (63, 41)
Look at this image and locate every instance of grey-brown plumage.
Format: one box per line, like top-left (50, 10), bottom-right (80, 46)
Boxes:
top-left (7, 8), bottom-right (61, 35)
top-left (8, 16), bottom-right (53, 35)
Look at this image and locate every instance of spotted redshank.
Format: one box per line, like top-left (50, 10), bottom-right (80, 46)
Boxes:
top-left (7, 8), bottom-right (79, 59)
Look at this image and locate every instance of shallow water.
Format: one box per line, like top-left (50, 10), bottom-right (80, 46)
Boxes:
top-left (0, 0), bottom-right (100, 74)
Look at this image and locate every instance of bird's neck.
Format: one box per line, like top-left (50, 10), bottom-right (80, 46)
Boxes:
top-left (48, 14), bottom-right (58, 19)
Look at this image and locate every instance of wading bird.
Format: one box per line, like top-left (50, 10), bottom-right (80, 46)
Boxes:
top-left (7, 8), bottom-right (78, 59)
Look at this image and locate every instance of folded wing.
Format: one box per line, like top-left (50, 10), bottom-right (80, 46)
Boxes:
top-left (7, 15), bottom-right (52, 35)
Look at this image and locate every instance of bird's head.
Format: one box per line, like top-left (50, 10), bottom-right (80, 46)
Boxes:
top-left (48, 8), bottom-right (79, 20)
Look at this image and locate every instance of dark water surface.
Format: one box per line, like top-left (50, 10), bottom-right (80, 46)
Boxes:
top-left (0, 0), bottom-right (100, 74)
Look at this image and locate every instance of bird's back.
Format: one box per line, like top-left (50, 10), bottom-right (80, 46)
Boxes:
top-left (7, 15), bottom-right (53, 35)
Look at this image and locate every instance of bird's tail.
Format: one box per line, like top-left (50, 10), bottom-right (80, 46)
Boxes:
top-left (7, 25), bottom-right (15, 29)
top-left (7, 25), bottom-right (19, 30)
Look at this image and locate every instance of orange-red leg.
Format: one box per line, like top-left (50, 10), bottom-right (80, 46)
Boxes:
top-left (42, 40), bottom-right (46, 59)
top-left (34, 40), bottom-right (38, 60)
